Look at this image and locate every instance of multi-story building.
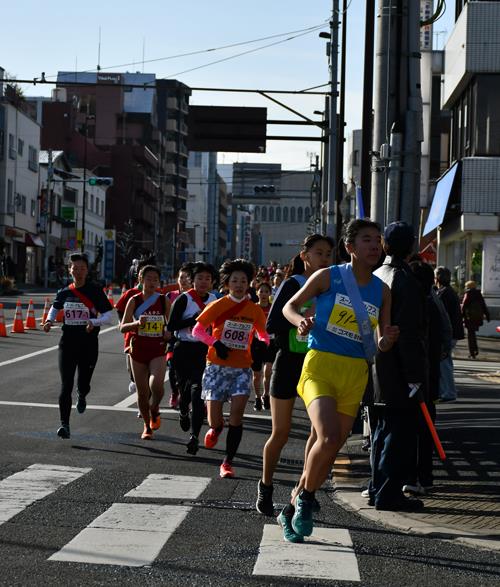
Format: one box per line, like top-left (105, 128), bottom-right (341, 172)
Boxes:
top-left (423, 0), bottom-right (500, 327)
top-left (41, 72), bottom-right (190, 279)
top-left (231, 163), bottom-right (315, 266)
top-left (0, 75), bottom-right (42, 284)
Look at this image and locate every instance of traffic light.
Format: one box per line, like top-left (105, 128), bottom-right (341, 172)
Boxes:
top-left (88, 177), bottom-right (113, 187)
top-left (254, 185), bottom-right (275, 194)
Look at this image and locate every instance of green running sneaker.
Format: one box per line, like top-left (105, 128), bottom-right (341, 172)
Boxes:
top-left (292, 493), bottom-right (314, 537)
top-left (277, 508), bottom-right (304, 543)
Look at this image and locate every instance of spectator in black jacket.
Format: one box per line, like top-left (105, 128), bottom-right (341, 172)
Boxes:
top-left (434, 266), bottom-right (464, 401)
top-left (404, 261), bottom-right (452, 495)
top-left (369, 222), bottom-right (428, 511)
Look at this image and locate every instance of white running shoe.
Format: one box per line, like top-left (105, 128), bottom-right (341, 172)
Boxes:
top-left (403, 483), bottom-right (426, 496)
top-left (129, 381), bottom-right (137, 394)
top-left (361, 489), bottom-right (370, 498)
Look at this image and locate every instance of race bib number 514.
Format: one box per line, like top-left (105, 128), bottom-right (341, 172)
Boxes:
top-left (221, 320), bottom-right (252, 350)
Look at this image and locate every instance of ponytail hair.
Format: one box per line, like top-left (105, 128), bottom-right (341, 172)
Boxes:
top-left (285, 233), bottom-right (335, 278)
top-left (286, 254), bottom-right (304, 278)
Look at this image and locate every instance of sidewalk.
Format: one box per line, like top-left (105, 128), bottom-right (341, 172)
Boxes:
top-left (333, 356), bottom-right (500, 552)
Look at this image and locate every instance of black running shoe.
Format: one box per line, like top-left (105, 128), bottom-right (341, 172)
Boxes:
top-left (256, 480), bottom-right (274, 516)
top-left (179, 411), bottom-right (191, 432)
top-left (186, 435), bottom-right (199, 455)
top-left (254, 398), bottom-right (263, 412)
top-left (262, 395), bottom-right (270, 410)
top-left (76, 395), bottom-right (86, 414)
top-left (57, 424), bottom-right (70, 439)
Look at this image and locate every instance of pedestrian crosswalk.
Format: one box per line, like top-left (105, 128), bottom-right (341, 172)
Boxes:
top-left (0, 463), bottom-right (362, 582)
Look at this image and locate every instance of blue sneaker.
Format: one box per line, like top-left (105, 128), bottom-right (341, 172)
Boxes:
top-left (277, 509), bottom-right (303, 543)
top-left (292, 494), bottom-right (314, 537)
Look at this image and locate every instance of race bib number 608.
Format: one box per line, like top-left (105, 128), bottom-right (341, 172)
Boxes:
top-left (221, 320), bottom-right (252, 350)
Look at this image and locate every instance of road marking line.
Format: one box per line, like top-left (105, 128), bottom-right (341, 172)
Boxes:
top-left (125, 474), bottom-right (211, 500)
top-left (0, 325), bottom-right (117, 368)
top-left (0, 463), bottom-right (91, 524)
top-left (253, 525), bottom-right (360, 582)
top-left (112, 372), bottom-right (170, 408)
top-left (49, 503), bottom-right (191, 566)
top-left (0, 400), bottom-right (272, 420)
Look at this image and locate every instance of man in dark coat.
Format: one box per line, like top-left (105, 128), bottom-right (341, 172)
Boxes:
top-left (369, 222), bottom-right (428, 511)
top-left (434, 266), bottom-right (464, 401)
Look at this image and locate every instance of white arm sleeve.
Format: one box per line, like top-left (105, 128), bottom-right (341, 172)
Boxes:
top-left (90, 310), bottom-right (114, 327)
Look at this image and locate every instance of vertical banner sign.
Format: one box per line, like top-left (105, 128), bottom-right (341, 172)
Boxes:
top-left (104, 229), bottom-right (116, 283)
top-left (242, 214), bottom-right (252, 259)
top-left (420, 0), bottom-right (433, 50)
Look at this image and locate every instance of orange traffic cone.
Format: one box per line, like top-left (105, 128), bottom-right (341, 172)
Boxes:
top-left (25, 299), bottom-right (37, 329)
top-left (0, 303), bottom-right (7, 337)
top-left (41, 297), bottom-right (50, 323)
top-left (56, 308), bottom-right (64, 322)
top-left (12, 300), bottom-right (25, 333)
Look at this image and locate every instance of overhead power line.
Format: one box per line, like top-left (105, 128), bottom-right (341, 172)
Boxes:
top-left (44, 20), bottom-right (330, 79)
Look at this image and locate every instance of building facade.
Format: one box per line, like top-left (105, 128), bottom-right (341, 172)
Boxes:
top-left (231, 163), bottom-right (315, 266)
top-left (423, 0), bottom-right (500, 327)
top-left (0, 81), bottom-right (42, 284)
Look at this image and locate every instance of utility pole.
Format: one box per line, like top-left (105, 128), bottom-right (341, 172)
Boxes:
top-left (43, 149), bottom-right (53, 288)
top-left (360, 0), bottom-right (375, 216)
top-left (336, 0), bottom-right (348, 245)
top-left (326, 0), bottom-right (340, 240)
top-left (371, 0), bottom-right (423, 228)
top-left (81, 120), bottom-right (88, 253)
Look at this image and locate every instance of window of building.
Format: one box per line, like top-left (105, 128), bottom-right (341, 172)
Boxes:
top-left (30, 198), bottom-right (36, 217)
top-left (95, 197), bottom-right (99, 214)
top-left (276, 207), bottom-right (281, 222)
top-left (353, 150), bottom-right (359, 166)
top-left (28, 146), bottom-right (38, 172)
top-left (64, 187), bottom-right (77, 203)
top-left (8, 134), bottom-right (16, 159)
top-left (261, 206), bottom-right (267, 222)
top-left (254, 206), bottom-right (260, 221)
top-left (269, 207), bottom-right (274, 222)
top-left (90, 194), bottom-right (94, 212)
top-left (283, 207), bottom-right (288, 222)
top-left (194, 152), bottom-right (202, 166)
top-left (17, 139), bottom-right (24, 157)
top-left (297, 207), bottom-right (303, 222)
top-left (305, 207), bottom-right (310, 220)
top-left (473, 74), bottom-right (500, 156)
top-left (290, 207), bottom-right (296, 222)
top-left (16, 194), bottom-right (26, 214)
top-left (101, 200), bottom-right (104, 216)
top-left (7, 179), bottom-right (13, 213)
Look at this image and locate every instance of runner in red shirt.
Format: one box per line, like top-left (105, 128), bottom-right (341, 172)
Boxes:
top-left (120, 265), bottom-right (171, 439)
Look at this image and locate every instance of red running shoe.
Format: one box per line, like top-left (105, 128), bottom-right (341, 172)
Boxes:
top-left (150, 408), bottom-right (161, 431)
top-left (219, 461), bottom-right (235, 478)
top-left (169, 392), bottom-right (179, 409)
top-left (204, 426), bottom-right (222, 449)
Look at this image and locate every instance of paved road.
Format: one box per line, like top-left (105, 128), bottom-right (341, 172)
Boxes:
top-left (1, 323), bottom-right (499, 586)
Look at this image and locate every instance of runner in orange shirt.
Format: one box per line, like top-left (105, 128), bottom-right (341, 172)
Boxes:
top-left (192, 259), bottom-right (269, 478)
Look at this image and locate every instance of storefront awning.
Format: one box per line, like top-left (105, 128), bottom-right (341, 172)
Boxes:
top-left (422, 161), bottom-right (459, 236)
top-left (25, 233), bottom-right (45, 247)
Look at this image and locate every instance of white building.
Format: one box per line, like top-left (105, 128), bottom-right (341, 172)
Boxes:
top-left (0, 82), bottom-right (42, 284)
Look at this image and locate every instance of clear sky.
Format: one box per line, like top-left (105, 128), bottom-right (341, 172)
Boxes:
top-left (2, 1), bottom-right (454, 171)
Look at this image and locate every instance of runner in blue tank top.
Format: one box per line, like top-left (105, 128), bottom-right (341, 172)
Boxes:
top-left (279, 218), bottom-right (400, 542)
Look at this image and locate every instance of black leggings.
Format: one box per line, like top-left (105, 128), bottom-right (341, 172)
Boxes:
top-left (174, 340), bottom-right (207, 437)
top-left (58, 338), bottom-right (99, 425)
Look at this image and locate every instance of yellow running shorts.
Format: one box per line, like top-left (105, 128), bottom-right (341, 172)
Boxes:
top-left (297, 349), bottom-right (368, 417)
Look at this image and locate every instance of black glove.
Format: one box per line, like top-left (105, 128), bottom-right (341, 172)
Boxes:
top-left (213, 340), bottom-right (230, 360)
